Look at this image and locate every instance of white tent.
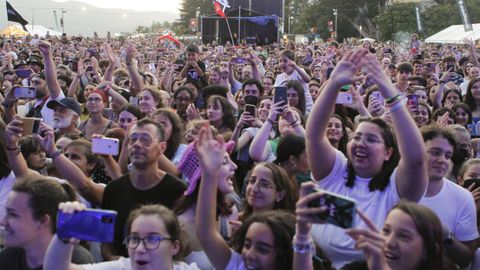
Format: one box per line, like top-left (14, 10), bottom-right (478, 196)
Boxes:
top-left (25, 25), bottom-right (62, 37)
top-left (425, 23), bottom-right (480, 44)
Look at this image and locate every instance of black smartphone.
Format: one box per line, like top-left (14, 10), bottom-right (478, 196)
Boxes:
top-left (446, 63), bottom-right (455, 72)
top-left (15, 69), bottom-right (32, 79)
top-left (307, 188), bottom-right (356, 229)
top-left (326, 67), bottom-right (334, 79)
top-left (426, 62), bottom-right (436, 74)
top-left (57, 209), bottom-right (117, 243)
top-left (463, 179), bottom-right (480, 190)
top-left (245, 104), bottom-right (256, 117)
top-left (274, 86), bottom-right (288, 105)
top-left (406, 94), bottom-right (418, 113)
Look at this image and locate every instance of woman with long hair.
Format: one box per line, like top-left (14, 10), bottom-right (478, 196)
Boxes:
top-left (305, 49), bottom-right (427, 268)
top-left (79, 89), bottom-right (118, 139)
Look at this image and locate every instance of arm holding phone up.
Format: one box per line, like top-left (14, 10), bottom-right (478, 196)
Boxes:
top-left (38, 41), bottom-right (62, 99)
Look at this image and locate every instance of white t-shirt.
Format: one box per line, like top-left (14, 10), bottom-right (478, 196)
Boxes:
top-left (275, 69), bottom-right (313, 114)
top-left (311, 150), bottom-right (401, 268)
top-left (419, 178), bottom-right (479, 241)
top-left (27, 91), bottom-right (65, 126)
top-left (0, 171), bottom-right (15, 220)
top-left (82, 257), bottom-right (200, 270)
top-left (225, 250), bottom-right (245, 270)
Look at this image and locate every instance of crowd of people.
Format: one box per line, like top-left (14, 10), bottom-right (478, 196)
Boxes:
top-left (0, 31), bottom-right (479, 270)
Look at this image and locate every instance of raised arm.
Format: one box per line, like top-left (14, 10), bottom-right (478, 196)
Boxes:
top-left (125, 43), bottom-right (144, 96)
top-left (306, 49), bottom-right (367, 180)
top-left (364, 54), bottom-right (427, 202)
top-left (37, 123), bottom-right (104, 206)
top-left (195, 127), bottom-right (232, 270)
top-left (5, 117), bottom-right (40, 179)
top-left (38, 41), bottom-right (62, 99)
top-left (249, 100), bottom-right (283, 162)
top-left (67, 59), bottom-right (84, 99)
top-left (103, 43), bottom-right (117, 82)
top-left (44, 202), bottom-right (87, 270)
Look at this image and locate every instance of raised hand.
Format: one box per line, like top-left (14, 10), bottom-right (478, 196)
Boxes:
top-left (38, 40), bottom-right (52, 55)
top-left (267, 100), bottom-right (285, 122)
top-left (194, 124), bottom-right (226, 175)
top-left (35, 122), bottom-right (56, 155)
top-left (329, 48), bottom-right (368, 86)
top-left (5, 116), bottom-right (23, 146)
top-left (125, 43), bottom-right (136, 64)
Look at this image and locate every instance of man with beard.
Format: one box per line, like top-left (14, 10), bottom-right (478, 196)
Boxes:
top-left (46, 97), bottom-right (81, 136)
top-left (25, 41), bottom-right (64, 126)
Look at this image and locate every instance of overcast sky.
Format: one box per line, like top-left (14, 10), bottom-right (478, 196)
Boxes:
top-left (53, 0), bottom-right (182, 13)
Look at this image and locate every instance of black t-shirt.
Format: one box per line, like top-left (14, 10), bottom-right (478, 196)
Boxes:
top-left (0, 245), bottom-right (93, 270)
top-left (186, 60), bottom-right (207, 87)
top-left (102, 173), bottom-right (187, 255)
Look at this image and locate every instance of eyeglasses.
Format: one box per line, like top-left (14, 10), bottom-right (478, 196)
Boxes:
top-left (248, 178), bottom-right (275, 191)
top-left (351, 134), bottom-right (384, 145)
top-left (129, 134), bottom-right (154, 146)
top-left (87, 97), bottom-right (103, 103)
top-left (124, 234), bottom-right (172, 250)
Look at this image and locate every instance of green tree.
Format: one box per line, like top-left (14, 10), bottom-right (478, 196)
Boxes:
top-left (178, 0), bottom-right (213, 30)
top-left (374, 3), bottom-right (417, 41)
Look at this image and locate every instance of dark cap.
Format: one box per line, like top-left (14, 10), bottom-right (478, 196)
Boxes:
top-left (47, 97), bottom-right (81, 115)
top-left (27, 54), bottom-right (44, 68)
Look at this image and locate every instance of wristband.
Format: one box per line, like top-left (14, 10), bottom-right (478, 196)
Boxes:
top-left (388, 98), bottom-right (406, 113)
top-left (292, 236), bottom-right (316, 254)
top-left (385, 94), bottom-right (401, 104)
top-left (266, 118), bottom-right (276, 125)
top-left (49, 150), bottom-right (62, 159)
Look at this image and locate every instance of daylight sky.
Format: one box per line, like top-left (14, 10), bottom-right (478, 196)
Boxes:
top-left (53, 0), bottom-right (182, 13)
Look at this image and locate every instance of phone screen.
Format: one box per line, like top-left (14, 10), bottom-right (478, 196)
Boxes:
top-left (57, 209), bottom-right (117, 243)
top-left (406, 94), bottom-right (418, 113)
top-left (274, 86), bottom-right (288, 105)
top-left (307, 188), bottom-right (356, 229)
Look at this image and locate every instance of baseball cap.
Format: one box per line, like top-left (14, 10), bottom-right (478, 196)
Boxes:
top-left (47, 97), bottom-right (82, 115)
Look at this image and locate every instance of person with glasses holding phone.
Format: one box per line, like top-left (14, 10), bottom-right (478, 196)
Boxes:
top-left (44, 203), bottom-right (200, 270)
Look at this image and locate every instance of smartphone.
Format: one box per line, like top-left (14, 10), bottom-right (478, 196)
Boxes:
top-left (326, 67), bottom-right (334, 79)
top-left (232, 57), bottom-right (247, 64)
top-left (426, 62), bottom-right (436, 74)
top-left (15, 69), bottom-right (32, 79)
top-left (406, 94), bottom-right (418, 113)
top-left (463, 179), bottom-right (480, 189)
top-left (14, 86), bottom-right (36, 99)
top-left (336, 92), bottom-right (353, 105)
top-left (57, 209), bottom-right (117, 243)
top-left (92, 137), bottom-right (120, 156)
top-left (307, 188), bottom-right (356, 229)
top-left (446, 63), bottom-right (455, 72)
top-left (371, 91), bottom-right (384, 104)
top-left (20, 117), bottom-right (42, 135)
top-left (245, 104), bottom-right (256, 117)
top-left (273, 86), bottom-right (288, 105)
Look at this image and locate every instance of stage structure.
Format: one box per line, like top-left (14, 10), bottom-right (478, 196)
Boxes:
top-left (201, 7), bottom-right (279, 45)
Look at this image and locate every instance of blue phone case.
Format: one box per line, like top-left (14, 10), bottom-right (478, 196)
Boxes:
top-left (57, 209), bottom-right (117, 243)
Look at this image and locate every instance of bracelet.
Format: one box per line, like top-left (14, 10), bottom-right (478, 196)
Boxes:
top-left (385, 94), bottom-right (401, 104)
top-left (49, 150), bottom-right (62, 159)
top-left (388, 98), bottom-right (406, 113)
top-left (292, 236), bottom-right (316, 254)
top-left (266, 118), bottom-right (276, 125)
top-left (6, 146), bottom-right (20, 151)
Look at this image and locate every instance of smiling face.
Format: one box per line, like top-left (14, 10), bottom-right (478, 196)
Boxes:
top-left (426, 136), bottom-right (453, 182)
top-left (454, 107), bottom-right (469, 126)
top-left (326, 117), bottom-right (344, 144)
top-left (1, 192), bottom-right (41, 248)
top-left (217, 152), bottom-right (238, 194)
top-left (258, 99), bottom-right (272, 122)
top-left (128, 214), bottom-right (180, 270)
top-left (246, 165), bottom-right (284, 212)
top-left (347, 122), bottom-right (392, 178)
top-left (138, 90), bottom-right (159, 115)
top-left (241, 222), bottom-right (277, 270)
top-left (382, 209), bottom-right (425, 270)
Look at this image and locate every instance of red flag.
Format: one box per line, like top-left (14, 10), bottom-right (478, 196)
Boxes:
top-left (213, 1), bottom-right (226, 17)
